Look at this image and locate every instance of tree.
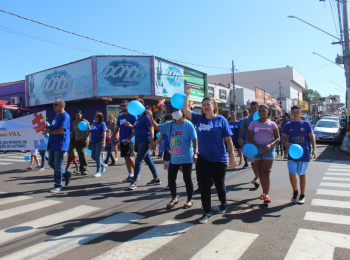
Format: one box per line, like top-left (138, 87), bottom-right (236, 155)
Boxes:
top-left (302, 89), bottom-right (321, 102)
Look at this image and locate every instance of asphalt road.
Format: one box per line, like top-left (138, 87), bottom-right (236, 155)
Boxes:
top-left (0, 142), bottom-right (349, 260)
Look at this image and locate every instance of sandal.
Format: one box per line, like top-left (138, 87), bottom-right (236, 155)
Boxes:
top-left (252, 178), bottom-right (260, 188)
top-left (166, 199), bottom-right (178, 209)
top-left (26, 167), bottom-right (32, 170)
top-left (264, 195), bottom-right (272, 203)
top-left (259, 193), bottom-right (266, 200)
top-left (183, 200), bottom-right (193, 209)
top-left (81, 171), bottom-right (88, 175)
top-left (73, 170), bottom-right (80, 174)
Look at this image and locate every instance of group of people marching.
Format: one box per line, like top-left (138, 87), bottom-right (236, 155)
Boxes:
top-left (44, 85), bottom-right (316, 224)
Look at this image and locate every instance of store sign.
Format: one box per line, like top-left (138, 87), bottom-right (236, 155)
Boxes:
top-left (166, 66), bottom-right (183, 87)
top-left (255, 87), bottom-right (265, 105)
top-left (184, 68), bottom-right (205, 102)
top-left (208, 86), bottom-right (214, 98)
top-left (219, 89), bottom-right (227, 100)
top-left (155, 59), bottom-right (184, 97)
top-left (41, 70), bottom-right (72, 99)
top-left (102, 59), bottom-right (146, 88)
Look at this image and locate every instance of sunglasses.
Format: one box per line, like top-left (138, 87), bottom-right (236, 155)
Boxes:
top-left (53, 103), bottom-right (59, 106)
top-left (120, 105), bottom-right (126, 107)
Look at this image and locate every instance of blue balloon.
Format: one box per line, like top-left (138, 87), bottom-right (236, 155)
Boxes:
top-left (289, 144), bottom-right (303, 159)
top-left (156, 132), bottom-right (161, 138)
top-left (78, 121), bottom-right (88, 131)
top-left (242, 143), bottom-right (259, 158)
top-left (24, 155), bottom-right (30, 161)
top-left (128, 100), bottom-right (146, 116)
top-left (253, 111), bottom-right (260, 120)
top-left (85, 148), bottom-right (91, 155)
top-left (171, 93), bottom-right (186, 109)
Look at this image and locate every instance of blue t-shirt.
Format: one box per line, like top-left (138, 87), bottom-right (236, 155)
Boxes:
top-left (282, 120), bottom-right (312, 162)
top-left (49, 112), bottom-right (70, 151)
top-left (239, 117), bottom-right (248, 141)
top-left (134, 114), bottom-right (152, 142)
top-left (90, 122), bottom-right (107, 144)
top-left (159, 120), bottom-right (197, 164)
top-left (228, 121), bottom-right (241, 143)
top-left (191, 112), bottom-right (233, 162)
top-left (117, 113), bottom-right (137, 143)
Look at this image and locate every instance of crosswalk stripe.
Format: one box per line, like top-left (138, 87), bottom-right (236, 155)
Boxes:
top-left (326, 168), bottom-right (350, 172)
top-left (325, 172), bottom-right (350, 176)
top-left (190, 229), bottom-right (258, 260)
top-left (93, 220), bottom-right (194, 260)
top-left (285, 228), bottom-right (350, 259)
top-left (320, 182), bottom-right (350, 188)
top-left (7, 156), bottom-right (30, 159)
top-left (0, 162), bottom-right (12, 165)
top-left (311, 198), bottom-right (350, 209)
top-left (0, 158), bottom-right (27, 162)
top-left (0, 196), bottom-right (32, 206)
top-left (0, 205), bottom-right (100, 245)
top-left (329, 163), bottom-right (350, 167)
top-left (323, 176), bottom-right (350, 182)
top-left (316, 189), bottom-right (350, 197)
top-left (304, 211), bottom-right (350, 225)
top-left (1, 212), bottom-right (144, 260)
top-left (0, 200), bottom-right (61, 221)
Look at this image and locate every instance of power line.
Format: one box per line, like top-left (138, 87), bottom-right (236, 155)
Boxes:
top-left (0, 9), bottom-right (231, 70)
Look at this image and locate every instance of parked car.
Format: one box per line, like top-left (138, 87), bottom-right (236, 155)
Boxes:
top-left (314, 119), bottom-right (343, 144)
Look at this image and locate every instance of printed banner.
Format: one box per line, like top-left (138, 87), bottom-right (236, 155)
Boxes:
top-left (0, 111), bottom-right (47, 150)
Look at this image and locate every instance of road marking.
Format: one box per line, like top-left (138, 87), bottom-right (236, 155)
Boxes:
top-left (323, 176), bottom-right (350, 182)
top-left (320, 182), bottom-right (350, 188)
top-left (311, 199), bottom-right (350, 209)
top-left (0, 205), bottom-right (99, 245)
top-left (285, 228), bottom-right (350, 259)
top-left (93, 220), bottom-right (194, 260)
top-left (316, 189), bottom-right (350, 197)
top-left (0, 158), bottom-right (28, 162)
top-left (0, 200), bottom-right (61, 220)
top-left (329, 164), bottom-right (350, 168)
top-left (304, 211), bottom-right (350, 225)
top-left (0, 162), bottom-right (12, 165)
top-left (2, 212), bottom-right (143, 260)
top-left (327, 168), bottom-right (350, 172)
top-left (7, 156), bottom-right (30, 159)
top-left (325, 172), bottom-right (350, 176)
top-left (190, 229), bottom-right (258, 260)
top-left (0, 195), bottom-right (32, 206)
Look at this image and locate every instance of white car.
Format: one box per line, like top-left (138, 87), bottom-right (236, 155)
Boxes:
top-left (314, 119), bottom-right (342, 144)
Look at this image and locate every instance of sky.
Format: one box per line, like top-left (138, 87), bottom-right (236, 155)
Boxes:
top-left (0, 0), bottom-right (347, 102)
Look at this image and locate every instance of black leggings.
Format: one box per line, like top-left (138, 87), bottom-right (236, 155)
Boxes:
top-left (196, 155), bottom-right (227, 213)
top-left (168, 163), bottom-right (193, 200)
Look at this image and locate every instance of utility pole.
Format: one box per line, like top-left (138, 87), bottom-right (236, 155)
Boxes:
top-left (342, 0), bottom-right (350, 119)
top-left (232, 60), bottom-right (236, 112)
top-left (279, 81), bottom-right (282, 114)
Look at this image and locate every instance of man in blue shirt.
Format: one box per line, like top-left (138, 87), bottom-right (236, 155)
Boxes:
top-left (44, 99), bottom-right (71, 193)
top-left (111, 100), bottom-right (137, 182)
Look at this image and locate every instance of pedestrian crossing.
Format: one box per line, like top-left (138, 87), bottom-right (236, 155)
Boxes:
top-left (287, 161), bottom-right (350, 259)
top-left (0, 153), bottom-right (31, 165)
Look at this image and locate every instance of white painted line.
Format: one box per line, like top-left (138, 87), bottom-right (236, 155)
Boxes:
top-left (191, 230), bottom-right (258, 260)
top-left (327, 168), bottom-right (350, 172)
top-left (1, 159), bottom-right (27, 162)
top-left (2, 212), bottom-right (144, 260)
top-left (93, 220), bottom-right (194, 260)
top-left (323, 176), bottom-right (350, 182)
top-left (7, 156), bottom-right (30, 159)
top-left (304, 211), bottom-right (350, 225)
top-left (0, 196), bottom-right (32, 206)
top-left (311, 199), bottom-right (350, 209)
top-left (285, 228), bottom-right (350, 259)
top-left (320, 182), bottom-right (350, 188)
top-left (0, 162), bottom-right (12, 165)
top-left (325, 172), bottom-right (350, 176)
top-left (316, 189), bottom-right (350, 197)
top-left (0, 200), bottom-right (61, 220)
top-left (0, 205), bottom-right (99, 245)
top-left (329, 164), bottom-right (350, 167)
top-left (0, 191), bottom-right (8, 194)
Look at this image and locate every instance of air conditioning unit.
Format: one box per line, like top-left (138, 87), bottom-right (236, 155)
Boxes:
top-left (11, 96), bottom-right (21, 105)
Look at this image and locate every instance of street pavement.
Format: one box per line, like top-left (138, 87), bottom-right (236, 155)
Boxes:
top-left (0, 143), bottom-right (349, 260)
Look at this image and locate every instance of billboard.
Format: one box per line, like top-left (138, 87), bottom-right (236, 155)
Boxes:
top-left (27, 58), bottom-right (93, 106)
top-left (97, 56), bottom-right (151, 96)
top-left (155, 58), bottom-right (184, 97)
top-left (298, 100), bottom-right (309, 111)
top-left (255, 87), bottom-right (265, 105)
top-left (184, 68), bottom-right (205, 102)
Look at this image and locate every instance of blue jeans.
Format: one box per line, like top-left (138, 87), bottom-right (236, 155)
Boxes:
top-left (48, 150), bottom-right (66, 188)
top-left (158, 139), bottom-right (165, 157)
top-left (133, 140), bottom-right (158, 181)
top-left (105, 146), bottom-right (114, 163)
top-left (39, 150), bottom-right (47, 168)
top-left (91, 141), bottom-right (103, 173)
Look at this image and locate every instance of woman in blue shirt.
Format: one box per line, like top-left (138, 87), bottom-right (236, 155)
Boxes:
top-left (148, 108), bottom-right (198, 209)
top-left (183, 86), bottom-right (236, 224)
top-left (127, 108), bottom-right (160, 190)
top-left (90, 112), bottom-right (107, 177)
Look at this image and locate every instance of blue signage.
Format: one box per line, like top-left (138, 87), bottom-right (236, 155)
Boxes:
top-left (40, 70), bottom-right (72, 99)
top-left (166, 66), bottom-right (183, 87)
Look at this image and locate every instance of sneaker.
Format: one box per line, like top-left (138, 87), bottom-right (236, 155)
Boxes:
top-left (104, 160), bottom-right (108, 164)
top-left (164, 186), bottom-right (170, 190)
top-left (128, 183), bottom-right (137, 190)
top-left (64, 171), bottom-right (72, 186)
top-left (291, 190), bottom-right (299, 204)
top-left (94, 172), bottom-right (101, 177)
top-left (49, 187), bottom-right (62, 193)
top-left (219, 203), bottom-right (227, 214)
top-left (109, 161), bottom-right (115, 166)
top-left (298, 194), bottom-right (305, 204)
top-left (243, 163), bottom-right (248, 169)
top-left (39, 168), bottom-right (45, 171)
top-left (147, 179), bottom-right (161, 186)
top-left (122, 177), bottom-right (133, 183)
top-left (199, 212), bottom-right (212, 224)
top-left (101, 164), bottom-right (108, 173)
